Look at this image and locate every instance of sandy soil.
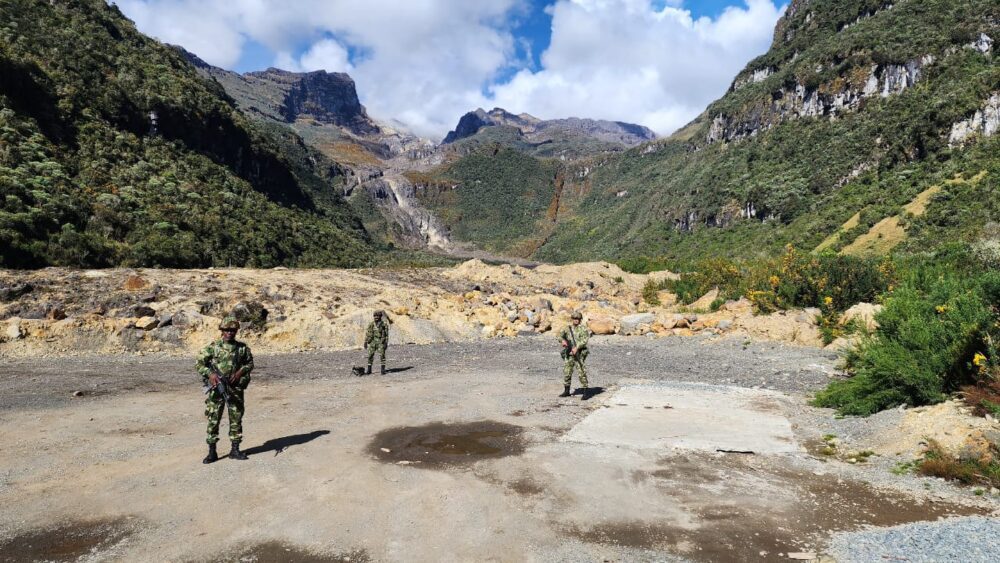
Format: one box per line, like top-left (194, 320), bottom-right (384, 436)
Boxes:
top-left (1, 337), bottom-right (996, 562)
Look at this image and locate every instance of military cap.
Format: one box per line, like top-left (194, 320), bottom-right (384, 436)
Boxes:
top-left (219, 316), bottom-right (240, 330)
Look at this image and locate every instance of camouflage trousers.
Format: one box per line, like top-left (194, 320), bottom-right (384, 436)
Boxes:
top-left (563, 350), bottom-right (589, 388)
top-left (205, 388), bottom-right (245, 444)
top-left (367, 345), bottom-right (387, 365)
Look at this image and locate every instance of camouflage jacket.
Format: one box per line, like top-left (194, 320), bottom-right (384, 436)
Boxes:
top-left (559, 324), bottom-right (590, 352)
top-left (196, 339), bottom-right (254, 387)
top-left (364, 319), bottom-right (390, 349)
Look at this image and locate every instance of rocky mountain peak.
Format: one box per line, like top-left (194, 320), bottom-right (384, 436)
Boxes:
top-left (442, 106), bottom-right (655, 147)
top-left (246, 68), bottom-right (380, 135)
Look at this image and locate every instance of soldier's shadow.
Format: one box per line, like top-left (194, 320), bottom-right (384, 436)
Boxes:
top-left (572, 386), bottom-right (606, 397)
top-left (242, 430), bottom-right (330, 457)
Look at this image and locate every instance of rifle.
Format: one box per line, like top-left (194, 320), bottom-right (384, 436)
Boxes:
top-left (202, 362), bottom-right (232, 405)
top-left (561, 325), bottom-right (579, 361)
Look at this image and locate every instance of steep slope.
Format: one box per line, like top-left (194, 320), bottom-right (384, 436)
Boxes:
top-left (421, 0), bottom-right (1000, 265)
top-left (0, 0), bottom-right (375, 268)
top-left (184, 52), bottom-right (449, 250)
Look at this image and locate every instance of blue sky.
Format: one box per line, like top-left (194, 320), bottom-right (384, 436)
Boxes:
top-left (117, 0), bottom-right (785, 138)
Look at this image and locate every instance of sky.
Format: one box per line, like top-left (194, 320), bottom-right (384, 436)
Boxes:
top-left (113, 0), bottom-right (786, 140)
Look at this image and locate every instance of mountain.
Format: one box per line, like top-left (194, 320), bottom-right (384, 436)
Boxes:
top-left (441, 107), bottom-right (657, 158)
top-left (0, 0), bottom-right (376, 268)
top-left (416, 0), bottom-right (1000, 264)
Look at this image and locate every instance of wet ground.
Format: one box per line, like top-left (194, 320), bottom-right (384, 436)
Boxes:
top-left (0, 337), bottom-right (995, 561)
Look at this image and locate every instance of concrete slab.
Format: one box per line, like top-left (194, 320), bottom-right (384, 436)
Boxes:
top-left (562, 383), bottom-right (803, 454)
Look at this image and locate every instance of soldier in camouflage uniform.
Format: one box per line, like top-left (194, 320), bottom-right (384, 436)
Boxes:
top-left (197, 316), bottom-right (254, 463)
top-left (364, 310), bottom-right (391, 375)
top-left (559, 312), bottom-right (593, 400)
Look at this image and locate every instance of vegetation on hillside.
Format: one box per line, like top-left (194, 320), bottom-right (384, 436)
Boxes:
top-left (0, 0), bottom-right (374, 268)
top-left (415, 146), bottom-right (561, 255)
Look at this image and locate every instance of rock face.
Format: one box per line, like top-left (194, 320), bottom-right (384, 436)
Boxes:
top-left (442, 107), bottom-right (656, 147)
top-left (949, 92), bottom-right (1000, 147)
top-left (709, 56), bottom-right (935, 144)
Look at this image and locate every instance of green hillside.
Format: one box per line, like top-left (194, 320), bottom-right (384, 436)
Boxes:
top-left (0, 0), bottom-right (375, 268)
top-left (424, 0), bottom-right (1000, 267)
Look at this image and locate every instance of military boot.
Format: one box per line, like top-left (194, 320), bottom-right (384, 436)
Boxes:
top-left (380, 363), bottom-right (386, 375)
top-left (202, 443), bottom-right (218, 464)
top-left (559, 385), bottom-right (571, 397)
top-left (581, 388), bottom-right (593, 401)
top-left (366, 363), bottom-right (372, 375)
top-left (229, 441), bottom-right (248, 461)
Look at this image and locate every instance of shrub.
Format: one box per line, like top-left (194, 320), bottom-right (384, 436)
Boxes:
top-left (814, 267), bottom-right (998, 415)
top-left (917, 440), bottom-right (1000, 489)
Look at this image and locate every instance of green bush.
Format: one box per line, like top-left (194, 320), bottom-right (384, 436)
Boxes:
top-left (813, 266), bottom-right (999, 415)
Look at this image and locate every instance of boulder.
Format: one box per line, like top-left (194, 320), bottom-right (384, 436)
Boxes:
top-left (532, 297), bottom-right (554, 312)
top-left (46, 305), bottom-right (67, 321)
top-left (721, 298), bottom-right (753, 313)
top-left (588, 317), bottom-right (617, 335)
top-left (717, 319), bottom-right (733, 331)
top-left (621, 313), bottom-right (655, 334)
top-left (840, 302), bottom-right (883, 332)
top-left (149, 326), bottom-right (183, 346)
top-left (672, 315), bottom-right (690, 329)
top-left (0, 283), bottom-right (33, 302)
top-left (135, 316), bottom-right (159, 330)
top-left (4, 319), bottom-right (24, 341)
top-left (123, 275), bottom-right (149, 291)
top-left (689, 288), bottom-right (720, 311)
top-left (230, 301), bottom-right (268, 329)
top-left (130, 304), bottom-right (157, 318)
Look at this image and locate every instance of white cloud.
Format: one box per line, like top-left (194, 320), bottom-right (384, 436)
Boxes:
top-left (491, 0), bottom-right (784, 135)
top-left (113, 0), bottom-right (784, 139)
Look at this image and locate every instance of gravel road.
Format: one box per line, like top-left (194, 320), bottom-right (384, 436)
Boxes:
top-left (0, 334), bottom-right (840, 411)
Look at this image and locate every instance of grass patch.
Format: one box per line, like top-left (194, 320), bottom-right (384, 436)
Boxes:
top-left (917, 440), bottom-right (1000, 488)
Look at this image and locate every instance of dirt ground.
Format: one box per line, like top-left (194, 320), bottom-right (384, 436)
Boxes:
top-left (1, 337), bottom-right (996, 562)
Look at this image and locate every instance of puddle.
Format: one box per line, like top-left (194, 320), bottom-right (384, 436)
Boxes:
top-left (567, 454), bottom-right (988, 562)
top-left (368, 421), bottom-right (525, 468)
top-left (230, 542), bottom-right (368, 563)
top-left (0, 518), bottom-right (134, 562)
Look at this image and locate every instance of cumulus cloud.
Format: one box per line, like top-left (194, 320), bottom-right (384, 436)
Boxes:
top-left (113, 0), bottom-right (783, 139)
top-left (491, 0), bottom-right (784, 134)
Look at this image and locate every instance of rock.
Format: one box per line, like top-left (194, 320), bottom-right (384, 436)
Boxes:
top-left (840, 302), bottom-right (883, 332)
top-left (684, 313), bottom-right (699, 323)
top-left (135, 316), bottom-right (159, 330)
top-left (230, 300), bottom-right (268, 329)
top-left (672, 315), bottom-right (690, 329)
top-left (721, 298), bottom-right (753, 313)
top-left (588, 317), bottom-right (617, 335)
top-left (506, 311), bottom-right (518, 323)
top-left (532, 297), bottom-right (553, 312)
top-left (689, 288), bottom-right (720, 311)
top-left (392, 306), bottom-right (410, 316)
top-left (717, 319), bottom-right (733, 330)
top-left (45, 305), bottom-right (67, 320)
top-left (157, 314), bottom-right (173, 328)
top-left (621, 313), bottom-right (655, 334)
top-left (4, 319), bottom-right (24, 341)
top-left (123, 275), bottom-right (148, 291)
top-left (149, 326), bottom-right (183, 346)
top-left (72, 390), bottom-right (85, 397)
top-left (786, 553), bottom-right (816, 561)
top-left (130, 305), bottom-right (156, 318)
top-left (21, 307), bottom-right (47, 320)
top-left (0, 283), bottom-right (33, 302)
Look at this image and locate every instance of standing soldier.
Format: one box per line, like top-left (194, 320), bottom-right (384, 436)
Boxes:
top-left (364, 310), bottom-right (391, 375)
top-left (197, 316), bottom-right (254, 464)
top-left (559, 312), bottom-right (593, 400)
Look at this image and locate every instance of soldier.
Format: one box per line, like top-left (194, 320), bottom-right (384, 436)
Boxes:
top-left (559, 311), bottom-right (593, 400)
top-left (197, 316), bottom-right (254, 464)
top-left (364, 310), bottom-right (391, 375)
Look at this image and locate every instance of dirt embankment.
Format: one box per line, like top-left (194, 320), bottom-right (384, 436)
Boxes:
top-left (1, 260), bottom-right (836, 359)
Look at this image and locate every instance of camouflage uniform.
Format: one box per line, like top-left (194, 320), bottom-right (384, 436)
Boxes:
top-left (364, 316), bottom-right (390, 366)
top-left (559, 323), bottom-right (591, 388)
top-left (196, 339), bottom-right (254, 445)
